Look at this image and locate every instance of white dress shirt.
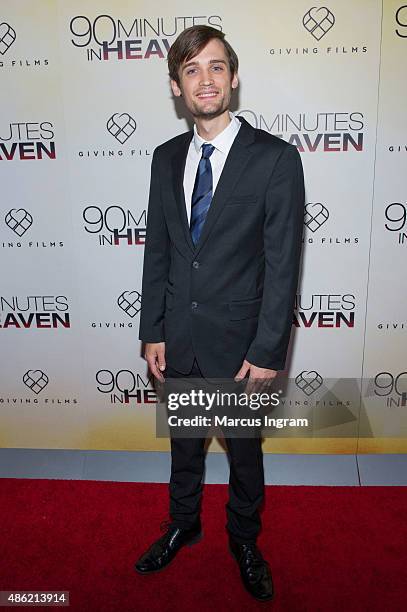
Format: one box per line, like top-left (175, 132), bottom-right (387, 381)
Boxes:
top-left (183, 111), bottom-right (241, 224)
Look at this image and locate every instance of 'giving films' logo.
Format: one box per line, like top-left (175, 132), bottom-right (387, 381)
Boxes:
top-left (90, 289), bottom-right (142, 330)
top-left (77, 113), bottom-right (150, 159)
top-left (23, 369), bottom-right (49, 394)
top-left (305, 202), bottom-right (329, 231)
top-left (107, 113), bottom-right (136, 144)
top-left (117, 291), bottom-right (141, 318)
top-left (295, 370), bottom-right (323, 395)
top-left (0, 21), bottom-right (49, 68)
top-left (289, 371), bottom-right (356, 419)
top-left (2, 208), bottom-right (64, 250)
top-left (303, 202), bottom-right (359, 247)
top-left (0, 21), bottom-right (15, 53)
top-left (5, 208), bottom-right (32, 235)
top-left (69, 14), bottom-right (222, 62)
top-left (303, 7), bottom-right (335, 40)
top-left (0, 369), bottom-right (78, 404)
top-left (270, 6), bottom-right (367, 56)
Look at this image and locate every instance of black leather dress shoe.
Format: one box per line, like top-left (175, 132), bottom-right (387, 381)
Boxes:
top-left (134, 520), bottom-right (202, 574)
top-left (229, 537), bottom-right (274, 601)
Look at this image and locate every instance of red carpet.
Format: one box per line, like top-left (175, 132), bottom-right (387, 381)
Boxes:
top-left (0, 479), bottom-right (406, 611)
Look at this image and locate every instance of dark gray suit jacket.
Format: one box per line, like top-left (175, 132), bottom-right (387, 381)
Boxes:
top-left (139, 116), bottom-right (305, 378)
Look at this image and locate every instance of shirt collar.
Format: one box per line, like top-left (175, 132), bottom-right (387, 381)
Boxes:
top-left (193, 111), bottom-right (241, 154)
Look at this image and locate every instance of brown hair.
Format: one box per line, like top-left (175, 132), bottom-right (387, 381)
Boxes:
top-left (167, 25), bottom-right (239, 85)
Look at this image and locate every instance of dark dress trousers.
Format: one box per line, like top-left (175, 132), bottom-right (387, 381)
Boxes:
top-left (139, 115), bottom-right (305, 542)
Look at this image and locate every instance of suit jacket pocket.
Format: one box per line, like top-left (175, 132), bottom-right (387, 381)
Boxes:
top-left (228, 297), bottom-right (262, 320)
top-left (226, 194), bottom-right (258, 206)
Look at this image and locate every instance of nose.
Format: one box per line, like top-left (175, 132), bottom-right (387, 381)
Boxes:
top-left (199, 68), bottom-right (214, 86)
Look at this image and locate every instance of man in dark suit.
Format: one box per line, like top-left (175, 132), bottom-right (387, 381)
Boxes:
top-left (135, 25), bottom-right (304, 601)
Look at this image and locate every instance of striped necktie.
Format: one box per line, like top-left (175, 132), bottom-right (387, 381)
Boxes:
top-left (190, 143), bottom-right (215, 245)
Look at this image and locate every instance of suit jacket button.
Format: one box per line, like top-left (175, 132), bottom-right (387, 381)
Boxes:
top-left (192, 260), bottom-right (200, 269)
top-left (191, 301), bottom-right (198, 309)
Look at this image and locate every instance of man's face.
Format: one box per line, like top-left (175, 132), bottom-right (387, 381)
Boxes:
top-left (171, 38), bottom-right (238, 119)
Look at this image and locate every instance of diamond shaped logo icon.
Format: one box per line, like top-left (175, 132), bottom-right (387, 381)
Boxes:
top-left (23, 370), bottom-right (49, 394)
top-left (304, 203), bottom-right (329, 232)
top-left (0, 22), bottom-right (16, 55)
top-left (5, 208), bottom-right (33, 236)
top-left (295, 370), bottom-right (323, 396)
top-left (117, 290), bottom-right (141, 318)
top-left (302, 7), bottom-right (335, 40)
top-left (107, 113), bottom-right (137, 144)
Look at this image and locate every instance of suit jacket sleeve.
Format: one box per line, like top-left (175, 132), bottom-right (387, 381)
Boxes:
top-left (138, 148), bottom-right (170, 343)
top-left (245, 144), bottom-right (305, 370)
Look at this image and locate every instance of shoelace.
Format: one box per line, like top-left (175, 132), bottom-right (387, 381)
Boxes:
top-left (240, 544), bottom-right (265, 578)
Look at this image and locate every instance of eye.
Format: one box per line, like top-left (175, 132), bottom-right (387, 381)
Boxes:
top-left (186, 68), bottom-right (197, 75)
top-left (212, 65), bottom-right (224, 71)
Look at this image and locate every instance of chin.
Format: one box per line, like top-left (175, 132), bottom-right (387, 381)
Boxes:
top-left (193, 102), bottom-right (226, 118)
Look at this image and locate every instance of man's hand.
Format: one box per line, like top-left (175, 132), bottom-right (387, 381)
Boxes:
top-left (145, 342), bottom-right (166, 382)
top-left (234, 359), bottom-right (278, 395)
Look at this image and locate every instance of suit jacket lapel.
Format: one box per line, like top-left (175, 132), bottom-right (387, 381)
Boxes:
top-left (171, 130), bottom-right (195, 253)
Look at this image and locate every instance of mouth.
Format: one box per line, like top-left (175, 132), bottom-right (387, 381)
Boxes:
top-left (196, 90), bottom-right (219, 99)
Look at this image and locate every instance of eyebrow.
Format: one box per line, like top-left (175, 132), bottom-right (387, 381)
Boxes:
top-left (183, 59), bottom-right (227, 70)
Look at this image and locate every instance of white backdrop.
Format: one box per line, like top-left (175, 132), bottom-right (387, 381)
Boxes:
top-left (0, 0), bottom-right (406, 453)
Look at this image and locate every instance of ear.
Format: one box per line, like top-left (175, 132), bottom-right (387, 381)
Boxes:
top-left (170, 78), bottom-right (182, 97)
top-left (231, 72), bottom-right (239, 90)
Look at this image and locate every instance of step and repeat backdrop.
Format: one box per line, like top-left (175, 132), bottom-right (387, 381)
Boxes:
top-left (1, 0), bottom-right (406, 453)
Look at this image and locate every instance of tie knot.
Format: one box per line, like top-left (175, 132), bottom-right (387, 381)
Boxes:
top-left (201, 143), bottom-right (215, 159)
